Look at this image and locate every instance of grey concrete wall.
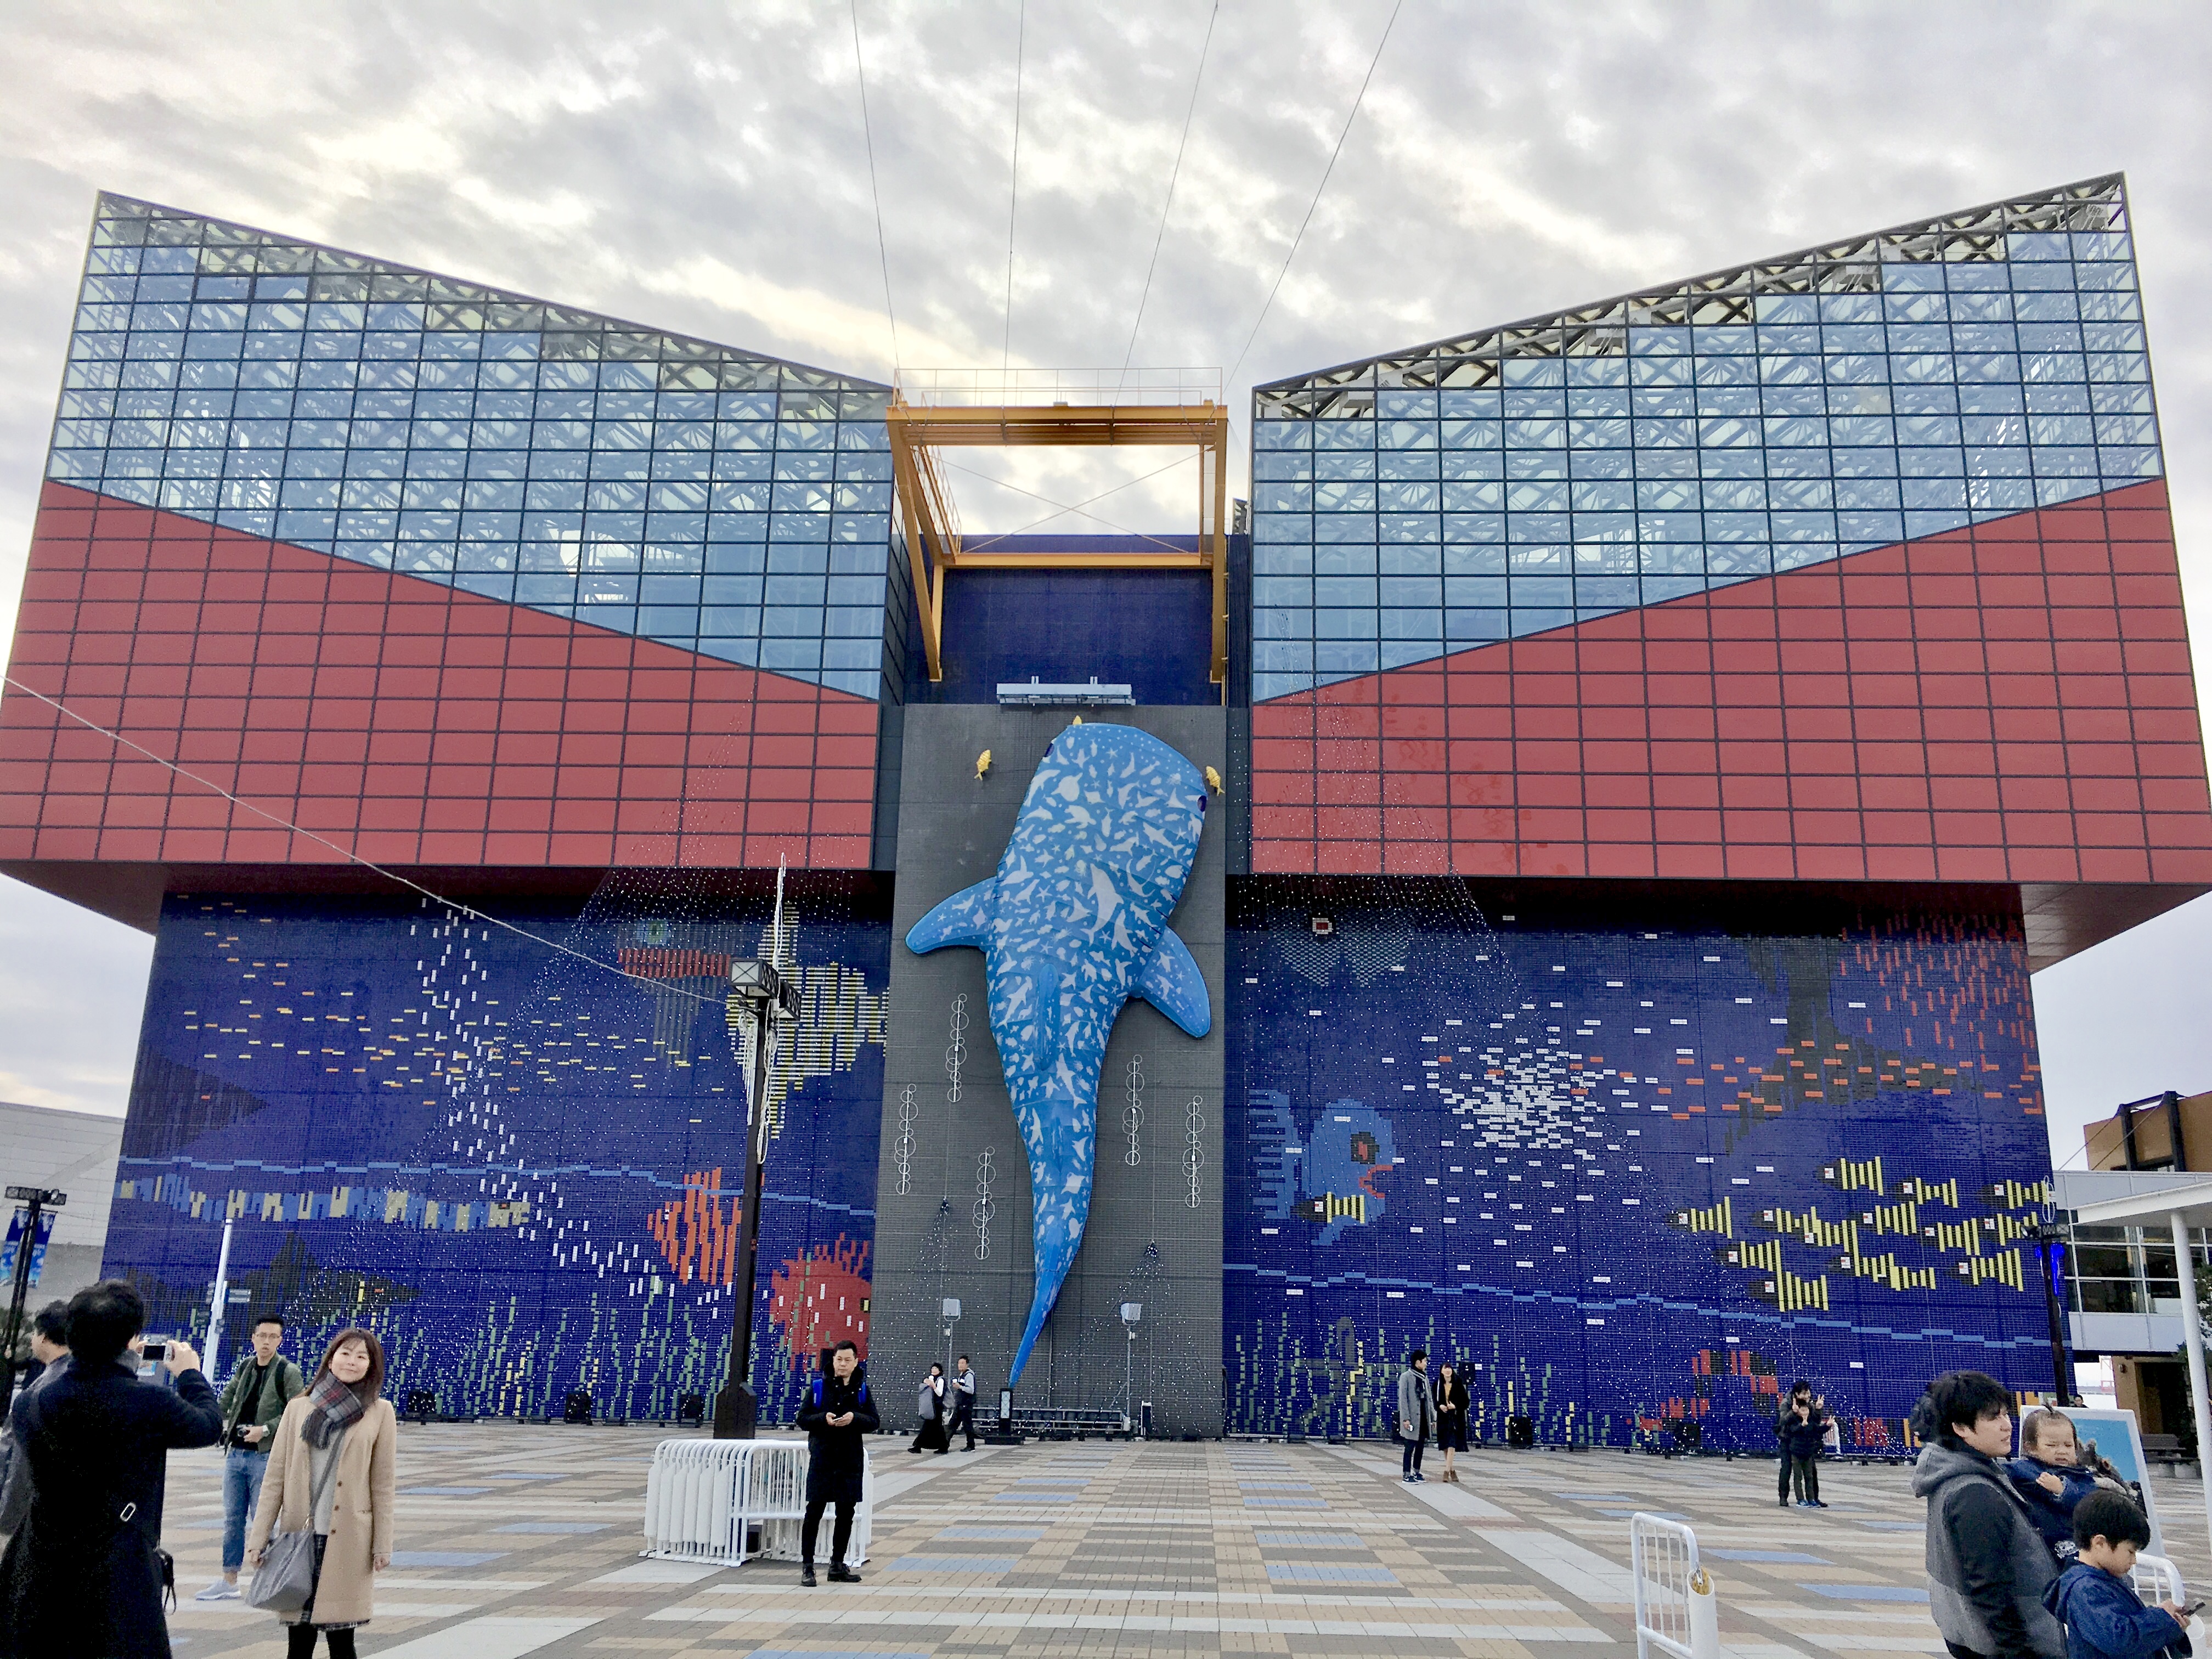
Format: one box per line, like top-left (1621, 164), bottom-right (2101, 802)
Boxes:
top-left (870, 706), bottom-right (1225, 1437)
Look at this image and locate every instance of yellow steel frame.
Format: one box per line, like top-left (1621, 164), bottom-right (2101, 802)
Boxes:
top-left (885, 398), bottom-right (1232, 686)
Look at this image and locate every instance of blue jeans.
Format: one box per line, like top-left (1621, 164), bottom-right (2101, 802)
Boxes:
top-left (223, 1447), bottom-right (269, 1574)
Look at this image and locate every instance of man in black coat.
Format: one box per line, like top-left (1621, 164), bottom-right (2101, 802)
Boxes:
top-left (0, 1279), bottom-right (224, 1659)
top-left (794, 1340), bottom-right (879, 1587)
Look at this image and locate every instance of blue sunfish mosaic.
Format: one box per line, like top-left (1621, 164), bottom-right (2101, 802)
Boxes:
top-left (1253, 1092), bottom-right (1398, 1245)
top-left (906, 723), bottom-right (1211, 1386)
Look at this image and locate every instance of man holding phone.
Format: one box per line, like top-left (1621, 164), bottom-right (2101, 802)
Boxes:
top-left (195, 1314), bottom-right (303, 1601)
top-left (794, 1340), bottom-right (878, 1587)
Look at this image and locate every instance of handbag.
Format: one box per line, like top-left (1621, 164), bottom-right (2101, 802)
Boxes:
top-left (245, 1442), bottom-right (342, 1613)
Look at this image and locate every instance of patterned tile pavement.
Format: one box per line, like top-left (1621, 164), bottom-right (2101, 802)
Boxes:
top-left (153, 1429), bottom-right (2212, 1659)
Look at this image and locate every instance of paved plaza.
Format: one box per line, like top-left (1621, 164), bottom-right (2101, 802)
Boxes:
top-left (157, 1428), bottom-right (2212, 1659)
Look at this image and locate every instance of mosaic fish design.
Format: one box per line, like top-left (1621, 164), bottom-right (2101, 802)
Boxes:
top-left (906, 724), bottom-right (1211, 1387)
top-left (1252, 1092), bottom-right (1398, 1245)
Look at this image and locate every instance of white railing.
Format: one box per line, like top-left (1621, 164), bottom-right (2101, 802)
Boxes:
top-left (2133, 1551), bottom-right (2185, 1607)
top-left (1629, 1513), bottom-right (1720, 1659)
top-left (893, 367), bottom-right (1223, 409)
top-left (641, 1437), bottom-right (872, 1567)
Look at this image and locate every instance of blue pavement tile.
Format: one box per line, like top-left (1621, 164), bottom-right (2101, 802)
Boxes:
top-left (389, 1550), bottom-right (504, 1567)
top-left (1707, 1549), bottom-right (1829, 1564)
top-left (1805, 1584), bottom-right (1931, 1602)
top-left (1256, 1532), bottom-right (1366, 1547)
top-left (1267, 1563), bottom-right (1397, 1583)
top-left (939, 1527), bottom-right (1047, 1541)
top-left (888, 1556), bottom-right (1017, 1573)
top-left (494, 1522), bottom-right (608, 1534)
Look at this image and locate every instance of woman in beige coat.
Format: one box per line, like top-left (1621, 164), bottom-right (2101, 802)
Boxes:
top-left (245, 1328), bottom-right (397, 1659)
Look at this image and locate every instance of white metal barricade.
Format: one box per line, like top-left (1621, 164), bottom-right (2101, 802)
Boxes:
top-left (642, 1436), bottom-right (872, 1568)
top-left (1629, 1513), bottom-right (1719, 1659)
top-left (2132, 1552), bottom-right (2185, 1607)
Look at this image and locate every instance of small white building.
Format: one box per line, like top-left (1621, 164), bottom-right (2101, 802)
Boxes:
top-left (0, 1099), bottom-right (122, 1312)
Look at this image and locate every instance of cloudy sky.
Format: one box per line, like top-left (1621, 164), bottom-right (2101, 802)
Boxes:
top-left (0, 1), bottom-right (2207, 1166)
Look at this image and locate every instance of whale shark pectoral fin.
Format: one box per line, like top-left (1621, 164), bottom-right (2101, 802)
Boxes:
top-left (905, 879), bottom-right (997, 954)
top-left (1134, 926), bottom-right (1211, 1038)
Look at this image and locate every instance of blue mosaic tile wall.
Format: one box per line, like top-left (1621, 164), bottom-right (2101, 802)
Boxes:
top-left (106, 889), bottom-right (887, 1421)
top-left (1250, 180), bottom-right (2163, 701)
top-left (1224, 878), bottom-right (2057, 1451)
top-left (49, 194), bottom-right (894, 697)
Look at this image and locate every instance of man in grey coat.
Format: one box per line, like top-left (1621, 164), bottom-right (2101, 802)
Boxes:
top-left (1397, 1350), bottom-right (1432, 1482)
top-left (1910, 1370), bottom-right (2065, 1659)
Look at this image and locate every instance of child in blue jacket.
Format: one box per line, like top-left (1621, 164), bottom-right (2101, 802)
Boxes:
top-left (2012, 1407), bottom-right (2120, 1562)
top-left (2043, 1489), bottom-right (2191, 1659)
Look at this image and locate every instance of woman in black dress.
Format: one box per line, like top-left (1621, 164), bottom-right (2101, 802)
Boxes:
top-left (909, 1364), bottom-right (949, 1454)
top-left (1434, 1361), bottom-right (1471, 1482)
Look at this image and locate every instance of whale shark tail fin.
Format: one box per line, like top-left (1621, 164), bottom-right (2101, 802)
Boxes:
top-left (1007, 1261), bottom-right (1067, 1389)
top-left (906, 878), bottom-right (997, 953)
top-left (1135, 926), bottom-right (1211, 1037)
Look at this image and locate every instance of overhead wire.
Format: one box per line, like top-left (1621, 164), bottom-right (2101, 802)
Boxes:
top-left (1224, 0), bottom-right (1405, 390)
top-left (1000, 0), bottom-right (1029, 383)
top-left (1, 675), bottom-right (733, 1011)
top-left (947, 455), bottom-right (1203, 554)
top-left (1116, 2), bottom-right (1220, 391)
top-left (958, 452), bottom-right (1200, 546)
top-left (848, 0), bottom-right (902, 375)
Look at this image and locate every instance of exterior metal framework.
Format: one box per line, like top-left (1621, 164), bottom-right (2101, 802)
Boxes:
top-left (1257, 174), bottom-right (2131, 417)
top-left (886, 391), bottom-right (1232, 685)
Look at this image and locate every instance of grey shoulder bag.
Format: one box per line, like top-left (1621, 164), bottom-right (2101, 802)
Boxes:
top-left (245, 1440), bottom-right (341, 1613)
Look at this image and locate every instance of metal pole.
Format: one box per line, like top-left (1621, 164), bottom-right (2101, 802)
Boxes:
top-left (714, 865), bottom-right (791, 1441)
top-left (2166, 1209), bottom-right (2212, 1556)
top-left (1, 1199), bottom-right (46, 1400)
top-left (205, 1217), bottom-right (235, 1385)
top-left (2038, 1224), bottom-right (2071, 1401)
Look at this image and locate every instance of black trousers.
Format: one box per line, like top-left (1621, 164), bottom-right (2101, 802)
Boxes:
top-left (948, 1395), bottom-right (975, 1448)
top-left (1402, 1437), bottom-right (1425, 1475)
top-left (1791, 1455), bottom-right (1820, 1503)
top-left (802, 1497), bottom-right (855, 1566)
top-left (912, 1414), bottom-right (949, 1452)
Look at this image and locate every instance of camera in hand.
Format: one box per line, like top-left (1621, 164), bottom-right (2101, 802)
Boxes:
top-left (141, 1340), bottom-right (168, 1362)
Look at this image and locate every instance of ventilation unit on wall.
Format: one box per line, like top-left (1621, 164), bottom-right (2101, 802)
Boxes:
top-left (997, 676), bottom-right (1136, 707)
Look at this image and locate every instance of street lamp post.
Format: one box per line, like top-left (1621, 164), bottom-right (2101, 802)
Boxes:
top-left (1119, 1301), bottom-right (1142, 1439)
top-left (713, 871), bottom-right (801, 1440)
top-left (1, 1187), bottom-right (66, 1399)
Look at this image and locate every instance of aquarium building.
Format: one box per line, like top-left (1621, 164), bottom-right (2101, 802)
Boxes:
top-left (3, 174), bottom-right (2205, 1446)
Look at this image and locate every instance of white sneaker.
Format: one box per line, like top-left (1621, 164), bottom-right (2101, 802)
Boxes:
top-left (194, 1581), bottom-right (241, 1601)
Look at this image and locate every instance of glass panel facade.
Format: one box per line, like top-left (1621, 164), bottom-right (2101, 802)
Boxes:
top-left (1250, 185), bottom-right (2161, 702)
top-left (52, 195), bottom-right (894, 698)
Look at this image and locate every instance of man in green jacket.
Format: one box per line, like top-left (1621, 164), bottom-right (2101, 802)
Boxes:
top-left (194, 1313), bottom-right (303, 1601)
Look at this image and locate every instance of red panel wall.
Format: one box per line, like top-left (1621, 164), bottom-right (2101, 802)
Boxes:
top-left (0, 483), bottom-right (878, 870)
top-left (1251, 481), bottom-right (2212, 884)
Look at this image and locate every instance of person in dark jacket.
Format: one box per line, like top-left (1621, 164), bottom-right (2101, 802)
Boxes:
top-left (0, 1302), bottom-right (68, 1535)
top-left (1778, 1381), bottom-right (1833, 1509)
top-left (2042, 1489), bottom-right (2190, 1659)
top-left (2011, 1408), bottom-right (2121, 1565)
top-left (1911, 1370), bottom-right (2066, 1659)
top-left (0, 1278), bottom-right (224, 1659)
top-left (1434, 1362), bottom-right (1470, 1483)
top-left (794, 1340), bottom-right (879, 1587)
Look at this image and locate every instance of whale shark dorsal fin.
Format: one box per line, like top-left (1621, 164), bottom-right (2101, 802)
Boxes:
top-left (1134, 926), bottom-right (1211, 1038)
top-left (905, 878), bottom-right (997, 954)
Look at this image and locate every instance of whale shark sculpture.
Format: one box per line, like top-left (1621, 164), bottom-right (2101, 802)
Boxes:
top-left (906, 723), bottom-right (1211, 1386)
